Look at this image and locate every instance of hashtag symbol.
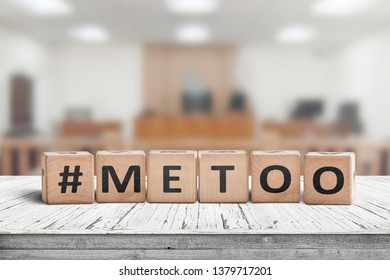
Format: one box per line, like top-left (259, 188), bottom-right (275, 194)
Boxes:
top-left (58, 166), bottom-right (83, 193)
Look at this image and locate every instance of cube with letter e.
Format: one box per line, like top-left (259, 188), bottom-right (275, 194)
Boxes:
top-left (147, 150), bottom-right (197, 203)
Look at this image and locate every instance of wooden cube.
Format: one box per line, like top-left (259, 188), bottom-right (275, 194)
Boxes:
top-left (41, 151), bottom-right (94, 204)
top-left (251, 150), bottom-right (301, 203)
top-left (96, 150), bottom-right (145, 203)
top-left (304, 152), bottom-right (355, 205)
top-left (199, 150), bottom-right (248, 203)
top-left (147, 150), bottom-right (197, 203)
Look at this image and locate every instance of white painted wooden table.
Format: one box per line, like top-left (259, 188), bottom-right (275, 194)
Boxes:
top-left (0, 176), bottom-right (390, 259)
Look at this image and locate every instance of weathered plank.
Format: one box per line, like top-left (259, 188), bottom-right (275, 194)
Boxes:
top-left (1, 248), bottom-right (390, 260)
top-left (1, 234), bottom-right (390, 250)
top-left (1, 176), bottom-right (390, 259)
top-left (0, 176), bottom-right (390, 234)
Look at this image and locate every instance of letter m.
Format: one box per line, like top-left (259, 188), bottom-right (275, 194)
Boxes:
top-left (102, 166), bottom-right (141, 193)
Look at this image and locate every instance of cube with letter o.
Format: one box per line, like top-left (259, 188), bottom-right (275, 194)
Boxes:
top-left (251, 150), bottom-right (301, 203)
top-left (304, 152), bottom-right (355, 204)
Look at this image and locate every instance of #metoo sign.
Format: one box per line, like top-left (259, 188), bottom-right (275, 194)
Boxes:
top-left (41, 150), bottom-right (355, 205)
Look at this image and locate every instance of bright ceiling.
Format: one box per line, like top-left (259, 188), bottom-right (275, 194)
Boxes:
top-left (0, 0), bottom-right (390, 47)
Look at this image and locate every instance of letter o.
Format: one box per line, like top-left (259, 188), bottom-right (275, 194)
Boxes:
top-left (260, 165), bottom-right (291, 193)
top-left (313, 166), bottom-right (344, 195)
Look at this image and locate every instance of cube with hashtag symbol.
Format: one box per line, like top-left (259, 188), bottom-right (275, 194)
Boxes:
top-left (41, 151), bottom-right (94, 204)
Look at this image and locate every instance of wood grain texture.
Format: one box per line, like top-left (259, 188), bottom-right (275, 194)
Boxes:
top-left (2, 234), bottom-right (390, 250)
top-left (251, 150), bottom-right (301, 203)
top-left (2, 248), bottom-right (390, 260)
top-left (0, 176), bottom-right (389, 234)
top-left (147, 150), bottom-right (197, 203)
top-left (304, 152), bottom-right (355, 205)
top-left (96, 150), bottom-right (145, 203)
top-left (1, 176), bottom-right (390, 259)
top-left (1, 234), bottom-right (390, 259)
top-left (199, 150), bottom-right (249, 203)
top-left (41, 152), bottom-right (94, 204)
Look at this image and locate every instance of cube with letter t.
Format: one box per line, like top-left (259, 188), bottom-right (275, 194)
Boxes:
top-left (147, 150), bottom-right (197, 203)
top-left (199, 150), bottom-right (248, 203)
top-left (96, 150), bottom-right (146, 203)
top-left (304, 152), bottom-right (355, 204)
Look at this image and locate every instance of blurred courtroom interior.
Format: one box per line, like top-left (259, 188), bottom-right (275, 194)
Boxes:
top-left (1, 0), bottom-right (390, 175)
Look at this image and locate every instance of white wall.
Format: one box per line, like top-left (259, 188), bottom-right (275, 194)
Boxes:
top-left (0, 27), bottom-right (51, 136)
top-left (235, 45), bottom-right (337, 123)
top-left (0, 29), bottom-right (143, 140)
top-left (50, 44), bottom-right (143, 140)
top-left (334, 27), bottom-right (390, 139)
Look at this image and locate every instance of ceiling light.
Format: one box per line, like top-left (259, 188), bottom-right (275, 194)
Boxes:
top-left (11, 0), bottom-right (73, 15)
top-left (166, 0), bottom-right (219, 14)
top-left (69, 24), bottom-right (110, 43)
top-left (276, 24), bottom-right (316, 43)
top-left (176, 23), bottom-right (210, 44)
top-left (312, 0), bottom-right (377, 16)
